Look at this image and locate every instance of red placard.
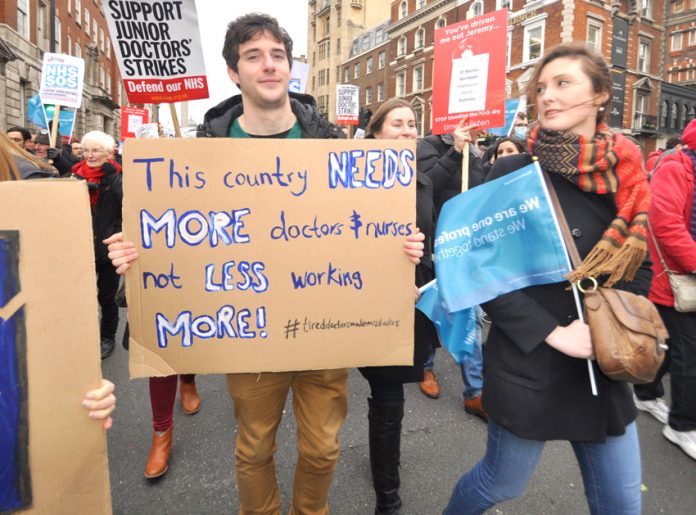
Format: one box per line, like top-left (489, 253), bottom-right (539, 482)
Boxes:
top-left (432, 10), bottom-right (508, 135)
top-left (120, 106), bottom-right (150, 140)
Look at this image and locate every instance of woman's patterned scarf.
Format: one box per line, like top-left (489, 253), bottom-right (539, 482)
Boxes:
top-left (527, 122), bottom-right (651, 287)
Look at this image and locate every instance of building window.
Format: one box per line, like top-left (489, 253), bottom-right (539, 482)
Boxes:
top-left (436, 18), bottom-right (446, 30)
top-left (634, 92), bottom-right (649, 129)
top-left (660, 100), bottom-right (668, 128)
top-left (68, 0), bottom-right (71, 14)
top-left (324, 17), bottom-right (330, 35)
top-left (84, 9), bottom-right (90, 33)
top-left (399, 37), bottom-right (407, 56)
top-left (337, 9), bottom-right (341, 27)
top-left (672, 32), bottom-right (683, 51)
top-left (354, 62), bottom-right (360, 79)
top-left (366, 87), bottom-right (372, 104)
top-left (674, 0), bottom-right (684, 13)
top-left (637, 40), bottom-right (650, 73)
top-left (75, 41), bottom-right (81, 57)
top-left (587, 20), bottom-right (602, 52)
top-left (99, 28), bottom-right (104, 52)
top-left (671, 103), bottom-right (678, 128)
top-left (399, 1), bottom-right (408, 19)
top-left (689, 29), bottom-right (696, 46)
top-left (470, 0), bottom-right (484, 17)
top-left (415, 28), bottom-right (425, 49)
top-left (397, 71), bottom-right (406, 96)
top-left (75, 0), bottom-right (81, 25)
top-left (497, 0), bottom-right (511, 9)
top-left (680, 104), bottom-right (687, 129)
top-left (523, 22), bottom-right (545, 62)
top-left (418, 0), bottom-right (426, 8)
top-left (366, 56), bottom-right (373, 74)
top-left (378, 51), bottom-right (385, 69)
top-left (54, 17), bottom-right (62, 52)
top-left (106, 38), bottom-right (111, 58)
top-left (641, 0), bottom-right (652, 18)
top-left (378, 83), bottom-right (384, 101)
top-left (17, 0), bottom-right (29, 37)
top-left (413, 64), bottom-right (424, 91)
top-left (337, 38), bottom-right (341, 55)
top-left (344, 67), bottom-right (349, 82)
top-left (67, 34), bottom-right (72, 55)
top-left (414, 102), bottom-right (424, 135)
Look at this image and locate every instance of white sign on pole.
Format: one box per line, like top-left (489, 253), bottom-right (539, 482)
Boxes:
top-left (39, 53), bottom-right (85, 108)
top-left (336, 84), bottom-right (360, 125)
top-left (289, 61), bottom-right (310, 93)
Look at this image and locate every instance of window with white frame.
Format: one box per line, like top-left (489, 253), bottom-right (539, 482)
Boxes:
top-left (99, 28), bottom-right (104, 52)
top-left (674, 0), bottom-right (684, 13)
top-left (354, 62), bottom-right (360, 79)
top-left (54, 17), bottom-right (62, 53)
top-left (75, 41), bottom-right (81, 57)
top-left (378, 51), bottom-right (385, 69)
top-left (92, 19), bottom-right (97, 43)
top-left (470, 1), bottom-right (484, 17)
top-left (399, 36), bottom-right (407, 56)
top-left (496, 0), bottom-right (511, 9)
top-left (17, 0), bottom-right (29, 38)
top-left (586, 20), bottom-right (602, 52)
top-left (672, 32), bottom-right (683, 51)
top-left (413, 64), bottom-right (424, 91)
top-left (397, 71), bottom-right (406, 96)
top-left (641, 0), bottom-right (652, 18)
top-left (67, 34), bottom-right (72, 55)
top-left (414, 102), bottom-right (424, 135)
top-left (637, 39), bottom-right (650, 73)
top-left (366, 87), bottom-right (372, 104)
top-left (418, 0), bottom-right (426, 8)
top-left (75, 0), bottom-right (81, 24)
top-left (523, 21), bottom-right (545, 62)
top-left (84, 9), bottom-right (90, 33)
top-left (106, 71), bottom-right (111, 93)
top-left (634, 92), bottom-right (649, 129)
top-left (690, 29), bottom-right (696, 46)
top-left (344, 67), bottom-right (349, 82)
top-left (436, 18), bottom-right (446, 30)
top-left (367, 56), bottom-right (373, 74)
top-left (378, 83), bottom-right (384, 101)
top-left (399, 1), bottom-right (408, 19)
top-left (680, 104), bottom-right (687, 129)
top-left (415, 28), bottom-right (425, 49)
top-left (660, 100), bottom-right (668, 128)
top-left (670, 102), bottom-right (678, 128)
top-left (106, 38), bottom-right (111, 58)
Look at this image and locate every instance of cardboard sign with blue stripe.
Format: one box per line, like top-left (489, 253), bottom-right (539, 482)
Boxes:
top-left (434, 162), bottom-right (570, 312)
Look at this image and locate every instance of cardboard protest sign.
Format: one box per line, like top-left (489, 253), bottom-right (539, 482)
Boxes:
top-left (432, 10), bottom-right (508, 134)
top-left (122, 139), bottom-right (417, 377)
top-left (103, 0), bottom-right (209, 103)
top-left (121, 106), bottom-right (150, 140)
top-left (435, 162), bottom-right (570, 312)
top-left (336, 85), bottom-right (360, 125)
top-left (39, 53), bottom-right (85, 108)
top-left (0, 181), bottom-right (111, 514)
top-left (290, 61), bottom-right (310, 93)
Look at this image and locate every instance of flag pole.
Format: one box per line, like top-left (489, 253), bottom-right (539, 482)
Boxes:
top-left (49, 104), bottom-right (61, 148)
top-left (461, 141), bottom-right (469, 193)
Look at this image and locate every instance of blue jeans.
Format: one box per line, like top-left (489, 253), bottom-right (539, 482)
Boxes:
top-left (424, 307), bottom-right (483, 400)
top-left (444, 420), bottom-right (641, 515)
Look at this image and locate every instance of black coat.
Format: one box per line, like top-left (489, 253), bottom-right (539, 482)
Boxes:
top-left (359, 172), bottom-right (438, 385)
top-left (416, 133), bottom-right (485, 214)
top-left (481, 154), bottom-right (651, 442)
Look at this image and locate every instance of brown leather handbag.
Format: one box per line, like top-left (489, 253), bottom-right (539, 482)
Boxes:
top-left (545, 173), bottom-right (668, 384)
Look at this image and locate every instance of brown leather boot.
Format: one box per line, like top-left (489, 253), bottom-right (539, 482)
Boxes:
top-left (144, 426), bottom-right (173, 479)
top-left (179, 379), bottom-right (201, 415)
top-left (464, 395), bottom-right (488, 422)
top-left (418, 369), bottom-right (440, 399)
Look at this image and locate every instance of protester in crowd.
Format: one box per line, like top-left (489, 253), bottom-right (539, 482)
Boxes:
top-left (512, 111), bottom-right (529, 140)
top-left (481, 136), bottom-right (529, 182)
top-left (636, 118), bottom-right (696, 461)
top-left (71, 140), bottom-right (84, 160)
top-left (106, 13), bottom-right (426, 510)
top-left (645, 135), bottom-right (683, 173)
top-left (33, 129), bottom-right (73, 176)
top-left (415, 119), bottom-right (487, 420)
top-left (6, 126), bottom-right (32, 149)
top-left (357, 99), bottom-right (436, 514)
top-left (444, 43), bottom-right (653, 514)
top-left (0, 131), bottom-right (116, 429)
top-left (71, 131), bottom-right (123, 360)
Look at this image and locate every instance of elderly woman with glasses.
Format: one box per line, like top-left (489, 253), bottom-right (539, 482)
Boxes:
top-left (71, 130), bottom-right (123, 359)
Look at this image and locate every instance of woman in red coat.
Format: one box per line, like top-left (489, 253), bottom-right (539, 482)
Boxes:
top-left (639, 118), bottom-right (696, 461)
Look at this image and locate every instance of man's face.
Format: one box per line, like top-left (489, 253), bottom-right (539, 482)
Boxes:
top-left (35, 143), bottom-right (49, 159)
top-left (72, 142), bottom-right (83, 158)
top-left (227, 31), bottom-right (291, 110)
top-left (7, 131), bottom-right (26, 148)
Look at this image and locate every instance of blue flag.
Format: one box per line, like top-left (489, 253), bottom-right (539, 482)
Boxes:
top-left (434, 162), bottom-right (570, 312)
top-left (416, 280), bottom-right (478, 364)
top-left (27, 94), bottom-right (77, 138)
top-left (488, 99), bottom-right (523, 137)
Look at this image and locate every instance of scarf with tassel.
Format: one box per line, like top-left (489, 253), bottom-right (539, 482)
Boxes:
top-left (527, 122), bottom-right (651, 287)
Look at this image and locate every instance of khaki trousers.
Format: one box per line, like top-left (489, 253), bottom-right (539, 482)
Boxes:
top-left (226, 369), bottom-right (349, 515)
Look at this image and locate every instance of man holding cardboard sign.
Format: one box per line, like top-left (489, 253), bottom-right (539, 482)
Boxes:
top-left (109, 13), bottom-right (424, 514)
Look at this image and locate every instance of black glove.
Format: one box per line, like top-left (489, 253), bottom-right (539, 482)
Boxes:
top-left (101, 163), bottom-right (118, 176)
top-left (46, 147), bottom-right (61, 161)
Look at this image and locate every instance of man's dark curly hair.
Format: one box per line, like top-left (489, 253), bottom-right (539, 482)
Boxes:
top-left (222, 13), bottom-right (293, 73)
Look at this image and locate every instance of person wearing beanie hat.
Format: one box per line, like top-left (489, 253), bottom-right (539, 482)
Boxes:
top-left (33, 129), bottom-right (72, 176)
top-left (635, 118), bottom-right (696, 461)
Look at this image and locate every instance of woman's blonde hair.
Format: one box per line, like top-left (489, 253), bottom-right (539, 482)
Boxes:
top-left (0, 132), bottom-right (57, 182)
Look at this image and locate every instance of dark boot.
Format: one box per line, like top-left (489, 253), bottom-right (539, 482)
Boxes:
top-left (368, 398), bottom-right (404, 515)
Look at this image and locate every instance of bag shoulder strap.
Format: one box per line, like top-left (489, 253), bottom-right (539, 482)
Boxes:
top-left (541, 170), bottom-right (582, 270)
top-left (646, 219), bottom-right (674, 274)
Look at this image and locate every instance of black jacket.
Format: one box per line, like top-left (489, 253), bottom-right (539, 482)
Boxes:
top-left (72, 165), bottom-right (123, 264)
top-left (416, 133), bottom-right (485, 214)
top-left (203, 92), bottom-right (343, 140)
top-left (481, 154), bottom-right (651, 442)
